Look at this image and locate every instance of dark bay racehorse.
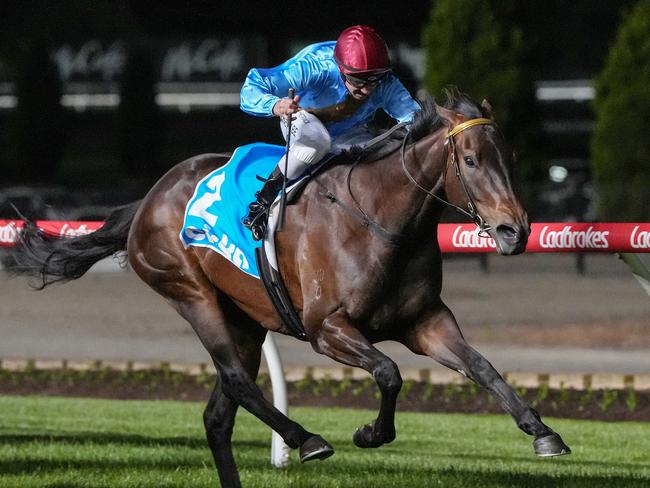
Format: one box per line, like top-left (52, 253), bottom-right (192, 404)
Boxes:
top-left (4, 91), bottom-right (570, 488)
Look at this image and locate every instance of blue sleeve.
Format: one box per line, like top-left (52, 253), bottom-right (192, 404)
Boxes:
top-left (380, 75), bottom-right (420, 123)
top-left (240, 55), bottom-right (327, 117)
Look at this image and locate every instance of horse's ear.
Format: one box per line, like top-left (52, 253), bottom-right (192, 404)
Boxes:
top-left (481, 99), bottom-right (495, 119)
top-left (435, 104), bottom-right (463, 127)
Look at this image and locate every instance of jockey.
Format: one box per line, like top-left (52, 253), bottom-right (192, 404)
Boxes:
top-left (240, 25), bottom-right (420, 240)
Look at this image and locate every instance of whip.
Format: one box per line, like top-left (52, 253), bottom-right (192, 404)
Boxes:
top-left (276, 87), bottom-right (295, 232)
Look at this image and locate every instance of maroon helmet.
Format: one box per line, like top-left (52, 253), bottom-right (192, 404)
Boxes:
top-left (333, 25), bottom-right (391, 77)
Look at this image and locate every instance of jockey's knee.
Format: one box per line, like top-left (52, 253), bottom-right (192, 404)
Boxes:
top-left (292, 142), bottom-right (328, 165)
top-left (295, 113), bottom-right (331, 156)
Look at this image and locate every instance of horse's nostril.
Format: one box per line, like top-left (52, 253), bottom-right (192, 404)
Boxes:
top-left (496, 224), bottom-right (518, 243)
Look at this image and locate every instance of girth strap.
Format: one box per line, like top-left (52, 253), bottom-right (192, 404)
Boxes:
top-left (255, 247), bottom-right (308, 341)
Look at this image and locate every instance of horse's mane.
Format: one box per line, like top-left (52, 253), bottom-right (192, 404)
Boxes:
top-left (409, 87), bottom-right (484, 141)
top-left (344, 87), bottom-right (485, 162)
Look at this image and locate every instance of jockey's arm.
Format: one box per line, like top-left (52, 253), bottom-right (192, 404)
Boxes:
top-left (380, 75), bottom-right (421, 124)
top-left (240, 58), bottom-right (323, 118)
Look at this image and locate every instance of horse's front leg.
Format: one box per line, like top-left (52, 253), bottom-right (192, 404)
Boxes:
top-left (402, 304), bottom-right (570, 457)
top-left (311, 309), bottom-right (402, 448)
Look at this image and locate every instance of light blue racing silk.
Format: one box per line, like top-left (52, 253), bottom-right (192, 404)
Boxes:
top-left (240, 41), bottom-right (420, 140)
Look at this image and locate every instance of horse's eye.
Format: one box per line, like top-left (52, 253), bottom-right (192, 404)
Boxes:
top-left (464, 156), bottom-right (476, 167)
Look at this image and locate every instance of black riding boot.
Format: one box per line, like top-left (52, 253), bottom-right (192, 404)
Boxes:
top-left (242, 171), bottom-right (285, 241)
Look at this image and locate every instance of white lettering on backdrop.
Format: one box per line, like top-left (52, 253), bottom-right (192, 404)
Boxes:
top-left (53, 41), bottom-right (126, 82)
top-left (161, 39), bottom-right (245, 81)
top-left (52, 39), bottom-right (246, 83)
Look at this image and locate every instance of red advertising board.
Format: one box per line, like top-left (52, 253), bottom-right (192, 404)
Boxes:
top-left (1, 220), bottom-right (649, 253)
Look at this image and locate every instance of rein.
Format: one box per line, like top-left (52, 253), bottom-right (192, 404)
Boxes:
top-left (400, 117), bottom-right (494, 236)
top-left (315, 117), bottom-right (494, 243)
top-left (314, 178), bottom-right (403, 244)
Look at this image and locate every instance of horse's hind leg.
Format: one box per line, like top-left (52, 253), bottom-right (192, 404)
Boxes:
top-left (202, 306), bottom-right (265, 488)
top-left (204, 376), bottom-right (241, 487)
top-left (131, 266), bottom-right (332, 484)
top-left (402, 304), bottom-right (570, 457)
top-left (312, 310), bottom-right (402, 448)
top-left (171, 295), bottom-right (334, 463)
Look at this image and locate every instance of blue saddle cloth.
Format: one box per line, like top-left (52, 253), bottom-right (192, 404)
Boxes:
top-left (180, 143), bottom-right (285, 279)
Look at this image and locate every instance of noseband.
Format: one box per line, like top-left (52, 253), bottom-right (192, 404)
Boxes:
top-left (401, 117), bottom-right (494, 236)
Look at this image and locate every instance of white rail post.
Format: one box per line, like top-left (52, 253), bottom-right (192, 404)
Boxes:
top-left (618, 253), bottom-right (650, 298)
top-left (261, 333), bottom-right (291, 467)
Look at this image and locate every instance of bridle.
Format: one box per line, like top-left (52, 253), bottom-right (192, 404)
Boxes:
top-left (401, 117), bottom-right (494, 236)
top-left (316, 117), bottom-right (496, 244)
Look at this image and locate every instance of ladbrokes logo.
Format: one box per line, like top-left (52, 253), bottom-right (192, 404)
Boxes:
top-left (451, 226), bottom-right (496, 249)
top-left (630, 225), bottom-right (650, 249)
top-left (539, 225), bottom-right (609, 249)
top-left (0, 223), bottom-right (18, 244)
top-left (58, 223), bottom-right (93, 238)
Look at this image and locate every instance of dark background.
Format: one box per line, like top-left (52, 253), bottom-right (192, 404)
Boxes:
top-left (0, 0), bottom-right (639, 219)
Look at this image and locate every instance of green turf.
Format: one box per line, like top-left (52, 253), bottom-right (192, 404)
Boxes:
top-left (0, 395), bottom-right (648, 488)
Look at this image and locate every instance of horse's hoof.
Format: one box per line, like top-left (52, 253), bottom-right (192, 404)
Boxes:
top-left (533, 433), bottom-right (571, 457)
top-left (353, 422), bottom-right (387, 449)
top-left (300, 435), bottom-right (335, 463)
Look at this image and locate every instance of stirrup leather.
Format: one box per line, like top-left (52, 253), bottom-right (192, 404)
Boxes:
top-left (242, 174), bottom-right (284, 241)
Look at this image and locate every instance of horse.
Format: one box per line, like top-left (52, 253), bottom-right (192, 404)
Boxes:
top-left (3, 91), bottom-right (570, 488)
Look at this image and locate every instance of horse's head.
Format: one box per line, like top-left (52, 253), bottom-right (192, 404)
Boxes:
top-left (431, 95), bottom-right (530, 255)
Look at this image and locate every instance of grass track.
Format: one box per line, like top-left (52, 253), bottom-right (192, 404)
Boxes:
top-left (0, 395), bottom-right (648, 488)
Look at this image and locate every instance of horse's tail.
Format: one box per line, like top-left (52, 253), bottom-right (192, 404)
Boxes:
top-left (2, 200), bottom-right (141, 289)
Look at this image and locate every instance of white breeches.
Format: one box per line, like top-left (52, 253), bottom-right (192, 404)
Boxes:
top-left (278, 111), bottom-right (331, 180)
top-left (277, 111), bottom-right (375, 180)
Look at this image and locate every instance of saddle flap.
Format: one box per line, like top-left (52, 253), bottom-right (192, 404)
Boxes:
top-left (180, 143), bottom-right (284, 278)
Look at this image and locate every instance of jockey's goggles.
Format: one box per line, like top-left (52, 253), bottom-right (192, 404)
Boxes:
top-left (343, 72), bottom-right (388, 88)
